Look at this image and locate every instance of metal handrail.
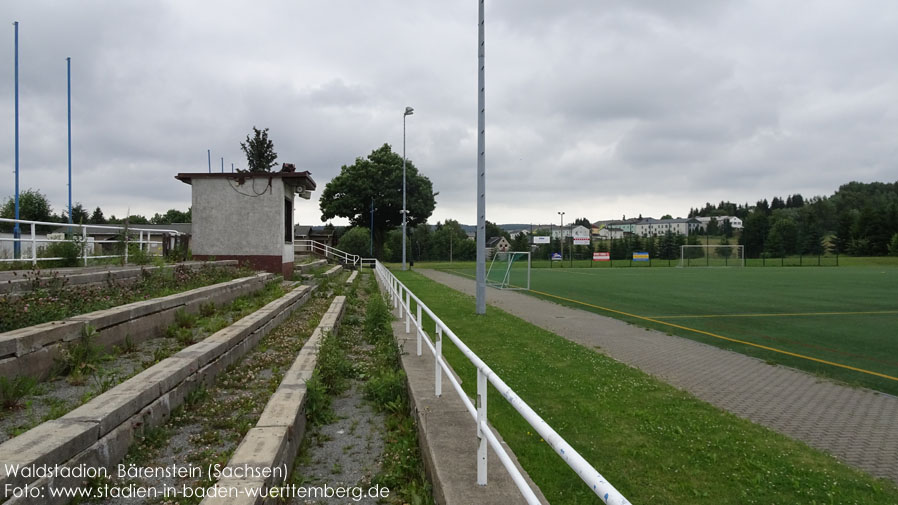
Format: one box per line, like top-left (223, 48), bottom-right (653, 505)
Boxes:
top-left (375, 261), bottom-right (630, 505)
top-left (0, 217), bottom-right (180, 266)
top-left (294, 239), bottom-right (376, 268)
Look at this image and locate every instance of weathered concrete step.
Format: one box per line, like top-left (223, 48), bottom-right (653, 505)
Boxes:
top-left (345, 270), bottom-right (358, 285)
top-left (294, 259), bottom-right (327, 274)
top-left (0, 284), bottom-right (315, 504)
top-left (380, 277), bottom-right (548, 505)
top-left (0, 272), bottom-right (275, 381)
top-left (200, 296), bottom-right (347, 504)
top-left (0, 260), bottom-right (239, 295)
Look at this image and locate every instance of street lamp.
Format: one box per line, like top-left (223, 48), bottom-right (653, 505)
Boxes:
top-left (558, 211), bottom-right (565, 262)
top-left (402, 106), bottom-right (414, 271)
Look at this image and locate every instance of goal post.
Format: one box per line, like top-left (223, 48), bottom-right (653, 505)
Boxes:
top-left (486, 251), bottom-right (531, 290)
top-left (679, 244), bottom-right (744, 267)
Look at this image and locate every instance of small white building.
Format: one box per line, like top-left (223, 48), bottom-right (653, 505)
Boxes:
top-left (694, 216), bottom-right (743, 230)
top-left (176, 170), bottom-right (316, 279)
top-left (550, 225), bottom-right (590, 240)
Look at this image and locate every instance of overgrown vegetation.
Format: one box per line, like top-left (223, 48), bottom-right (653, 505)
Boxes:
top-left (361, 275), bottom-right (432, 504)
top-left (0, 263), bottom-right (252, 332)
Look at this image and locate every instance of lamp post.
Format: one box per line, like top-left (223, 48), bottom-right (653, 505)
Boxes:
top-left (558, 211), bottom-right (565, 263)
top-left (402, 106), bottom-right (414, 271)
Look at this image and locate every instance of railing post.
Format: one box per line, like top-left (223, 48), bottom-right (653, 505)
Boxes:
top-left (139, 230), bottom-right (144, 252)
top-left (30, 223), bottom-right (36, 266)
top-left (477, 368), bottom-right (488, 485)
top-left (124, 230), bottom-right (129, 264)
top-left (435, 325), bottom-right (442, 397)
top-left (82, 226), bottom-right (88, 266)
top-left (405, 292), bottom-right (411, 334)
top-left (416, 305), bottom-right (423, 356)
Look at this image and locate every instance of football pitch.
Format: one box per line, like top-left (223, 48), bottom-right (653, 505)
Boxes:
top-left (439, 264), bottom-right (898, 396)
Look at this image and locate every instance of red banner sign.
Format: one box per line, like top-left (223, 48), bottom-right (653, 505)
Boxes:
top-left (593, 252), bottom-right (610, 261)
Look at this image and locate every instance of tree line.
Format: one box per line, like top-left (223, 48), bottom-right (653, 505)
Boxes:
top-left (1, 188), bottom-right (190, 233)
top-left (690, 181), bottom-right (898, 258)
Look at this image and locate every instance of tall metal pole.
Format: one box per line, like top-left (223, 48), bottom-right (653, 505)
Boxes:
top-left (558, 211), bottom-right (565, 262)
top-left (231, 162), bottom-right (234, 173)
top-left (67, 57), bottom-right (72, 224)
top-left (475, 0), bottom-right (487, 314)
top-left (370, 197), bottom-right (374, 257)
top-left (221, 157), bottom-right (224, 173)
top-left (402, 113), bottom-right (407, 271)
top-left (402, 106), bottom-right (414, 270)
top-left (207, 149), bottom-right (211, 173)
top-left (13, 21), bottom-right (21, 259)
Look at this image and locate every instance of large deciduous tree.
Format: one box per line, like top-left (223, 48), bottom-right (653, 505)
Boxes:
top-left (240, 126), bottom-right (278, 173)
top-left (1, 188), bottom-right (54, 232)
top-left (320, 144), bottom-right (436, 257)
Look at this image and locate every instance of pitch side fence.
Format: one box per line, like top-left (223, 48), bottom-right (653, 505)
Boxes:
top-left (0, 217), bottom-right (179, 266)
top-left (376, 261), bottom-right (630, 505)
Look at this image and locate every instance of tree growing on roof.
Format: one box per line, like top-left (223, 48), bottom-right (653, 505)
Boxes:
top-left (320, 144), bottom-right (436, 258)
top-left (240, 126), bottom-right (278, 173)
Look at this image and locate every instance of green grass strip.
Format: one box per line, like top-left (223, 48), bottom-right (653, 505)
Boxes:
top-left (392, 269), bottom-right (898, 505)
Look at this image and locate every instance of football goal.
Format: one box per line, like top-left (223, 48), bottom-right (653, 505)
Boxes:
top-left (486, 251), bottom-right (531, 290)
top-left (679, 244), bottom-right (745, 267)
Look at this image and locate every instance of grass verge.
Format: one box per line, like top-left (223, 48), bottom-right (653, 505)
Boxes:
top-left (393, 269), bottom-right (898, 505)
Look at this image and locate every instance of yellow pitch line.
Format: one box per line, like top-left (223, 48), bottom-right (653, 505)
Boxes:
top-left (651, 310), bottom-right (898, 319)
top-left (528, 289), bottom-right (898, 383)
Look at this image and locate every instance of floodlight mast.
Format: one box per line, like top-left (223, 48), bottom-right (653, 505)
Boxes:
top-left (475, 0), bottom-right (486, 315)
top-left (402, 106), bottom-right (414, 271)
top-left (13, 21), bottom-right (21, 259)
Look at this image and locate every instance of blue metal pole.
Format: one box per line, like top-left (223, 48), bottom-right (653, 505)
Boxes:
top-left (207, 149), bottom-right (211, 173)
top-left (67, 57), bottom-right (72, 224)
top-left (13, 21), bottom-right (20, 259)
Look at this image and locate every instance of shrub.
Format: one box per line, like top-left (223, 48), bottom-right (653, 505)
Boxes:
top-left (0, 376), bottom-right (39, 410)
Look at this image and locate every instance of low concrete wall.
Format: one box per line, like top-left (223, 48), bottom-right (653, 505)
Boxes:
top-left (0, 272), bottom-right (274, 381)
top-left (0, 260), bottom-right (239, 296)
top-left (321, 265), bottom-right (343, 278)
top-left (295, 258), bottom-right (327, 274)
top-left (0, 284), bottom-right (315, 504)
top-left (345, 270), bottom-right (358, 285)
top-left (200, 296), bottom-right (347, 505)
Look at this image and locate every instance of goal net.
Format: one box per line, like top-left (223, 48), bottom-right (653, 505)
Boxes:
top-left (486, 251), bottom-right (531, 290)
top-left (679, 245), bottom-right (745, 267)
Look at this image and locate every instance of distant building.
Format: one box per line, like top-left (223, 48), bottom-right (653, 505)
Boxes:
top-left (486, 236), bottom-right (511, 259)
top-left (693, 216), bottom-right (743, 230)
top-left (633, 217), bottom-right (701, 237)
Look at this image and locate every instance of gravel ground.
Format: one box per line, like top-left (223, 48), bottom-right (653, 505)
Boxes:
top-left (0, 338), bottom-right (174, 443)
top-left (290, 343), bottom-right (386, 505)
top-left (89, 286), bottom-right (336, 505)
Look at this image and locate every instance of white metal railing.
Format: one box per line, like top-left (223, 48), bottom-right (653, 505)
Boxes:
top-left (375, 261), bottom-right (630, 505)
top-left (0, 217), bottom-right (180, 266)
top-left (294, 239), bottom-right (376, 268)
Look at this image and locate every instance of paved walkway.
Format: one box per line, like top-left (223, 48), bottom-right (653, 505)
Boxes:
top-left (419, 269), bottom-right (898, 484)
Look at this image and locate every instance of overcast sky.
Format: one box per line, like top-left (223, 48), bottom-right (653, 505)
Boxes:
top-left (2, 1), bottom-right (897, 228)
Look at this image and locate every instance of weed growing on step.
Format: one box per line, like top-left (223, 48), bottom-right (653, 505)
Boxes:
top-left (0, 263), bottom-right (252, 333)
top-left (361, 275), bottom-right (432, 505)
top-left (54, 324), bottom-right (107, 384)
top-left (0, 376), bottom-right (39, 411)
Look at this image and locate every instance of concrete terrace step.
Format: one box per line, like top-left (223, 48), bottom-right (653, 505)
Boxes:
top-left (0, 283), bottom-right (316, 504)
top-left (0, 272), bottom-right (275, 381)
top-left (200, 296), bottom-right (347, 505)
top-left (378, 278), bottom-right (547, 505)
top-left (0, 260), bottom-right (239, 296)
top-left (294, 258), bottom-right (328, 274)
